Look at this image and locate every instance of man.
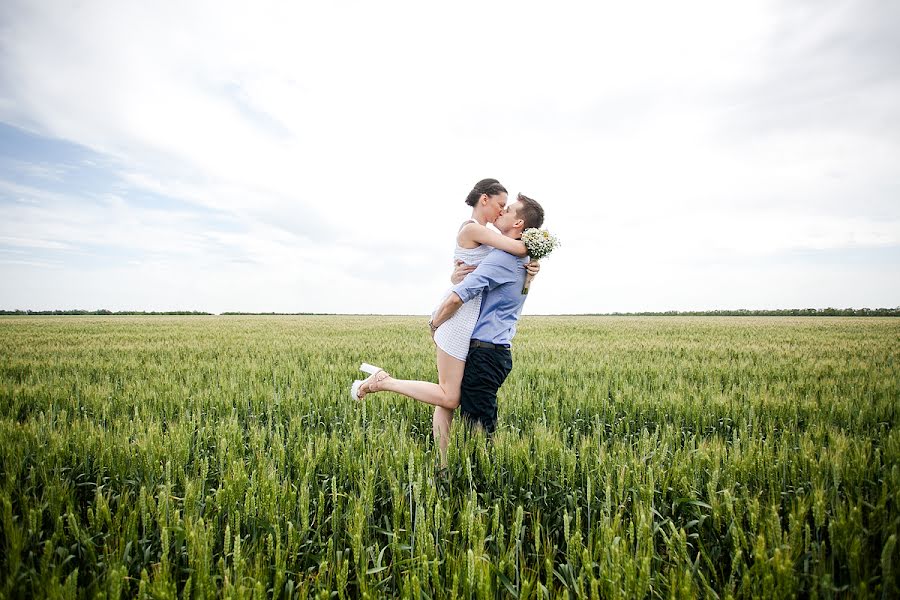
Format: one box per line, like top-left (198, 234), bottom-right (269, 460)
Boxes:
top-left (430, 193), bottom-right (545, 434)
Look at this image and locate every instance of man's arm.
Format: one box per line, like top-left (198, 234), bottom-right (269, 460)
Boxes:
top-left (430, 250), bottom-right (519, 334)
top-left (452, 250), bottom-right (519, 303)
top-left (452, 256), bottom-right (538, 285)
top-left (430, 292), bottom-right (464, 334)
top-left (450, 260), bottom-right (476, 284)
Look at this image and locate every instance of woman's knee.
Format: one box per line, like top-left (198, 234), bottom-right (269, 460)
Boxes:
top-left (444, 393), bottom-right (460, 410)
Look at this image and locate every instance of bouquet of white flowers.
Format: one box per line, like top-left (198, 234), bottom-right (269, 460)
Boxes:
top-left (521, 227), bottom-right (560, 294)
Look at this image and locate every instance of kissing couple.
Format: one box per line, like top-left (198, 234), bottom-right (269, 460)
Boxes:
top-left (352, 178), bottom-right (546, 461)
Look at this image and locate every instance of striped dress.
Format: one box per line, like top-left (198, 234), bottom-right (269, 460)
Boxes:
top-left (433, 225), bottom-right (492, 361)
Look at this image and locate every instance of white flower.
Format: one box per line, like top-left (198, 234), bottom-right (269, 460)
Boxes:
top-left (521, 228), bottom-right (560, 260)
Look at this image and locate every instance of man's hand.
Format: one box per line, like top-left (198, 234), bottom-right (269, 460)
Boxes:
top-left (451, 260), bottom-right (476, 284)
top-left (431, 292), bottom-right (464, 335)
top-left (525, 259), bottom-right (541, 277)
top-left (428, 318), bottom-right (439, 341)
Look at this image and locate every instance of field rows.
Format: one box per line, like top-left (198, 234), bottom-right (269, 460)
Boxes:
top-left (1, 316), bottom-right (898, 598)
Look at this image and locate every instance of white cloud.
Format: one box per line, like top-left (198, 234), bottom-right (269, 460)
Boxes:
top-left (0, 0), bottom-right (898, 311)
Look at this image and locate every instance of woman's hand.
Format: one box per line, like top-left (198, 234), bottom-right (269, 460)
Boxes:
top-left (451, 260), bottom-right (476, 284)
top-left (525, 259), bottom-right (541, 277)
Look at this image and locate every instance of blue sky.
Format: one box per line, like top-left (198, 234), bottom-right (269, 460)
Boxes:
top-left (1, 0), bottom-right (898, 313)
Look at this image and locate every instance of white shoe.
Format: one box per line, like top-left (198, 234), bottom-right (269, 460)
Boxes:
top-left (351, 363), bottom-right (384, 400)
top-left (360, 363), bottom-right (382, 376)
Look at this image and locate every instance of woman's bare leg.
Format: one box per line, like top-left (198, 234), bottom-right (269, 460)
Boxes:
top-left (433, 406), bottom-right (455, 467)
top-left (360, 348), bottom-right (464, 465)
top-left (364, 347), bottom-right (465, 410)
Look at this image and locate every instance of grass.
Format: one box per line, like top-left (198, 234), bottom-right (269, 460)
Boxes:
top-left (1, 315), bottom-right (898, 598)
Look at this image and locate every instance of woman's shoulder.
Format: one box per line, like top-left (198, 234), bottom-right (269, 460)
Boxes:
top-left (456, 220), bottom-right (485, 248)
top-left (458, 219), bottom-right (483, 233)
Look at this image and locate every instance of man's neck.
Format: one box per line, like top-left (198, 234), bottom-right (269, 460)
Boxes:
top-left (501, 228), bottom-right (523, 239)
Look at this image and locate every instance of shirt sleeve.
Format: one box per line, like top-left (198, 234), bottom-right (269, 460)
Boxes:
top-left (452, 250), bottom-right (519, 303)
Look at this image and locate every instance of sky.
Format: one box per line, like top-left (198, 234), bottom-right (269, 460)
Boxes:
top-left (1, 0), bottom-right (898, 314)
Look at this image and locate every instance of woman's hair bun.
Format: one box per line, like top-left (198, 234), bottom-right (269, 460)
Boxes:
top-left (465, 178), bottom-right (508, 206)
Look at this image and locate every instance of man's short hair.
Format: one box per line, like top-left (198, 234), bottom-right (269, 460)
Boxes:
top-left (516, 193), bottom-right (545, 230)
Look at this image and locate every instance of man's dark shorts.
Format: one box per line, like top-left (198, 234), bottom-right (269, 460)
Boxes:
top-left (459, 345), bottom-right (513, 435)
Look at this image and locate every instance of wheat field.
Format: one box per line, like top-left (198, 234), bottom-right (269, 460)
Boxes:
top-left (1, 316), bottom-right (898, 598)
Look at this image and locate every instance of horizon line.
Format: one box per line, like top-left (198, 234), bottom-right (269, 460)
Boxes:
top-left (2, 307), bottom-right (899, 317)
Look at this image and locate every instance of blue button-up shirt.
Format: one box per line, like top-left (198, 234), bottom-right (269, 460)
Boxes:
top-left (452, 248), bottom-right (528, 346)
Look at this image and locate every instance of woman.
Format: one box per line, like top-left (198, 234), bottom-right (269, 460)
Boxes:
top-left (350, 178), bottom-right (538, 458)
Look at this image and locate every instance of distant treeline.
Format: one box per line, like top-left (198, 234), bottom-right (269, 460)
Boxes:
top-left (595, 308), bottom-right (900, 317)
top-left (2, 308), bottom-right (898, 317)
top-left (219, 312), bottom-right (325, 316)
top-left (0, 310), bottom-right (322, 316)
top-left (0, 310), bottom-right (213, 315)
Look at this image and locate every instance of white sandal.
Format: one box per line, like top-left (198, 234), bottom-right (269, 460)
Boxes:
top-left (350, 363), bottom-right (384, 400)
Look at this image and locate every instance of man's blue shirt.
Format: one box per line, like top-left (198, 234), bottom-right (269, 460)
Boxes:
top-left (452, 248), bottom-right (528, 346)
